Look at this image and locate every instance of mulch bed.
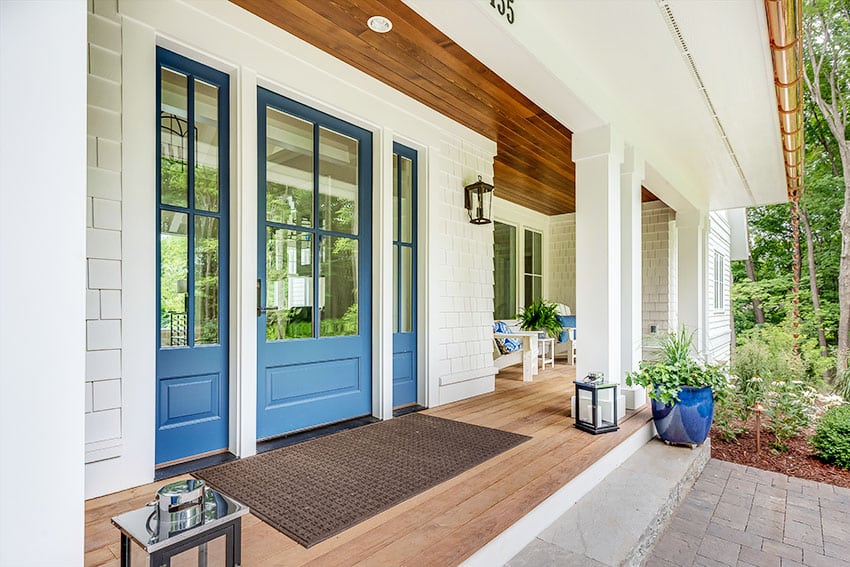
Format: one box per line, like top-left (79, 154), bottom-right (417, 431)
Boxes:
top-left (710, 419), bottom-right (850, 489)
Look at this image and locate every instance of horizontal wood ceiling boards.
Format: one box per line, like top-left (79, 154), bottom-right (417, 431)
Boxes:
top-left (231, 0), bottom-right (659, 214)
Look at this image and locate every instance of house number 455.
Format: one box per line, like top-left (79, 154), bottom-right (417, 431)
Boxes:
top-left (489, 0), bottom-right (515, 24)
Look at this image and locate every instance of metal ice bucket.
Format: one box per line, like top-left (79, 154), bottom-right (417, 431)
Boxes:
top-left (146, 479), bottom-right (207, 537)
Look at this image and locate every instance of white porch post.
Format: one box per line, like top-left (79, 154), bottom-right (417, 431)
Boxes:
top-left (1, 1), bottom-right (86, 563)
top-left (620, 146), bottom-right (645, 409)
top-left (677, 209), bottom-right (707, 355)
top-left (573, 125), bottom-right (624, 384)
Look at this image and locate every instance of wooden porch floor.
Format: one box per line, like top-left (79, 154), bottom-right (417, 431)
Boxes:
top-left (85, 363), bottom-right (651, 566)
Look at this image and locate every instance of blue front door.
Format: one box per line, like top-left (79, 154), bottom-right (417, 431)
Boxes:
top-left (256, 89), bottom-right (372, 439)
top-left (155, 49), bottom-right (229, 464)
top-left (392, 143), bottom-right (418, 407)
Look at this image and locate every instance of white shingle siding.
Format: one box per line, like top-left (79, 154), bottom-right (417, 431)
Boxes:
top-left (85, 3), bottom-right (123, 460)
top-left (706, 211), bottom-right (732, 364)
top-left (435, 137), bottom-right (497, 403)
top-left (641, 202), bottom-right (677, 358)
top-left (545, 202), bottom-right (679, 361)
top-left (549, 213), bottom-right (576, 310)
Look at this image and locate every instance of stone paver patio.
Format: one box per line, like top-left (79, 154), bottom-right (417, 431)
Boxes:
top-left (648, 458), bottom-right (850, 567)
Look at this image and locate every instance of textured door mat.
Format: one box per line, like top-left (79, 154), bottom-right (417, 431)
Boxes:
top-left (195, 413), bottom-right (530, 547)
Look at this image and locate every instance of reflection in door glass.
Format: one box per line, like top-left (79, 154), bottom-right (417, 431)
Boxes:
top-left (400, 156), bottom-right (413, 243)
top-left (160, 69), bottom-right (189, 208)
top-left (392, 154), bottom-right (399, 241)
top-left (194, 216), bottom-right (219, 345)
top-left (266, 109), bottom-right (313, 227)
top-left (194, 79), bottom-right (219, 212)
top-left (400, 247), bottom-right (413, 333)
top-left (319, 127), bottom-right (358, 235)
top-left (266, 227), bottom-right (313, 340)
top-left (392, 245), bottom-right (399, 334)
top-left (160, 210), bottom-right (189, 347)
top-left (320, 235), bottom-right (358, 337)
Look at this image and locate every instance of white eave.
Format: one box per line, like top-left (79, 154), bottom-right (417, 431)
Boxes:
top-left (402, 0), bottom-right (787, 212)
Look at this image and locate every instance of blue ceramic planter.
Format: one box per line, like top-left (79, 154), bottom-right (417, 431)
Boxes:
top-left (651, 386), bottom-right (714, 446)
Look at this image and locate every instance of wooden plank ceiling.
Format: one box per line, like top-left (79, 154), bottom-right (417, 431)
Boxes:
top-left (232, 0), bottom-right (657, 215)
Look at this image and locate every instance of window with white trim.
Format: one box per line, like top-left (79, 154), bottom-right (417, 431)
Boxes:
top-left (523, 229), bottom-right (543, 306)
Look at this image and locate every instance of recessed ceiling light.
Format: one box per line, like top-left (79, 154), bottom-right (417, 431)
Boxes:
top-left (367, 15), bottom-right (393, 33)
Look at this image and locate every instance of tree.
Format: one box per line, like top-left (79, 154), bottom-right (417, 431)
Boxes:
top-left (803, 0), bottom-right (850, 371)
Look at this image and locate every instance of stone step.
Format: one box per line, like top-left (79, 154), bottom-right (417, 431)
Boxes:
top-left (507, 437), bottom-right (710, 567)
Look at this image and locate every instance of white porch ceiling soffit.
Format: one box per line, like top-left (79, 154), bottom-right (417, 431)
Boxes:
top-left (402, 0), bottom-right (787, 212)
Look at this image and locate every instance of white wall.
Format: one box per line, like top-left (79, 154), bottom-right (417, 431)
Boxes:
top-left (0, 1), bottom-right (87, 564)
top-left (84, 0), bottom-right (497, 497)
top-left (435, 139), bottom-right (499, 404)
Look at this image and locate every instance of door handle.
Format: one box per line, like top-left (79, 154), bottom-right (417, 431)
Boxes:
top-left (257, 279), bottom-right (279, 317)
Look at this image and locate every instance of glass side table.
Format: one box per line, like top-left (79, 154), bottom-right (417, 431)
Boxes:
top-left (111, 488), bottom-right (248, 567)
top-left (573, 380), bottom-right (619, 434)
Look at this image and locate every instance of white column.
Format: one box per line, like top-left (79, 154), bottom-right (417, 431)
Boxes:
top-left (373, 128), bottom-right (394, 419)
top-left (234, 65), bottom-right (258, 457)
top-left (0, 1), bottom-right (86, 564)
top-left (573, 125), bottom-right (624, 384)
top-left (677, 209), bottom-right (707, 355)
top-left (620, 146), bottom-right (645, 409)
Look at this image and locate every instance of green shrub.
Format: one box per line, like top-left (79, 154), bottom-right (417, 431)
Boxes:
top-left (763, 379), bottom-right (815, 451)
top-left (811, 404), bottom-right (850, 469)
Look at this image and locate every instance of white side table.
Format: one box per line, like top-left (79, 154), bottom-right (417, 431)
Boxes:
top-left (538, 337), bottom-right (555, 369)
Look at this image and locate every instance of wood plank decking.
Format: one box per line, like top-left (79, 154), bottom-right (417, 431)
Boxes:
top-left (85, 364), bottom-right (651, 566)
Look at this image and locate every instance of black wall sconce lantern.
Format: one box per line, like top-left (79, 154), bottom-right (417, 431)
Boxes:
top-left (464, 175), bottom-right (494, 225)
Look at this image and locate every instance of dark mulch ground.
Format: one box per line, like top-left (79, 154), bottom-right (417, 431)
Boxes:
top-left (710, 419), bottom-right (850, 489)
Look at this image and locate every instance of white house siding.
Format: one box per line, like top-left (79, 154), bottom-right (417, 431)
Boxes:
top-left (435, 139), bottom-right (498, 404)
top-left (83, 0), bottom-right (497, 498)
top-left (545, 202), bottom-right (679, 361)
top-left (706, 211), bottom-right (732, 364)
top-left (642, 201), bottom-right (678, 359)
top-left (549, 212), bottom-right (576, 311)
top-left (85, 0), bottom-right (124, 463)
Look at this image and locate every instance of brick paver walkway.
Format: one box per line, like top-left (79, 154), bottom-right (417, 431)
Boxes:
top-left (647, 458), bottom-right (850, 566)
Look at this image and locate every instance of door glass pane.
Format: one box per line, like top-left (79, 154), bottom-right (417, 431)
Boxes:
top-left (400, 156), bottom-right (413, 243)
top-left (160, 69), bottom-right (189, 207)
top-left (194, 216), bottom-right (219, 345)
top-left (393, 245), bottom-right (399, 333)
top-left (392, 154), bottom-right (399, 241)
top-left (319, 127), bottom-right (358, 235)
top-left (320, 235), bottom-right (358, 337)
top-left (401, 246), bottom-right (413, 332)
top-left (493, 221), bottom-right (517, 320)
top-left (266, 227), bottom-right (313, 341)
top-left (266, 109), bottom-right (313, 227)
top-left (194, 79), bottom-right (219, 212)
top-left (160, 211), bottom-right (189, 347)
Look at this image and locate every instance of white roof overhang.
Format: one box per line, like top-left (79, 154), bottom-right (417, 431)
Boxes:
top-left (402, 0), bottom-right (787, 212)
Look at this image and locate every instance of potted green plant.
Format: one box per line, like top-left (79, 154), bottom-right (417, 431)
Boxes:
top-left (516, 299), bottom-right (562, 339)
top-left (625, 328), bottom-right (728, 446)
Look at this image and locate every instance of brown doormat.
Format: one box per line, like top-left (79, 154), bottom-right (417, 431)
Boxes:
top-left (195, 413), bottom-right (529, 548)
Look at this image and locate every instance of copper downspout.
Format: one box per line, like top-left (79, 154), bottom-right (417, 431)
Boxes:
top-left (765, 0), bottom-right (804, 350)
top-left (764, 0), bottom-right (804, 201)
